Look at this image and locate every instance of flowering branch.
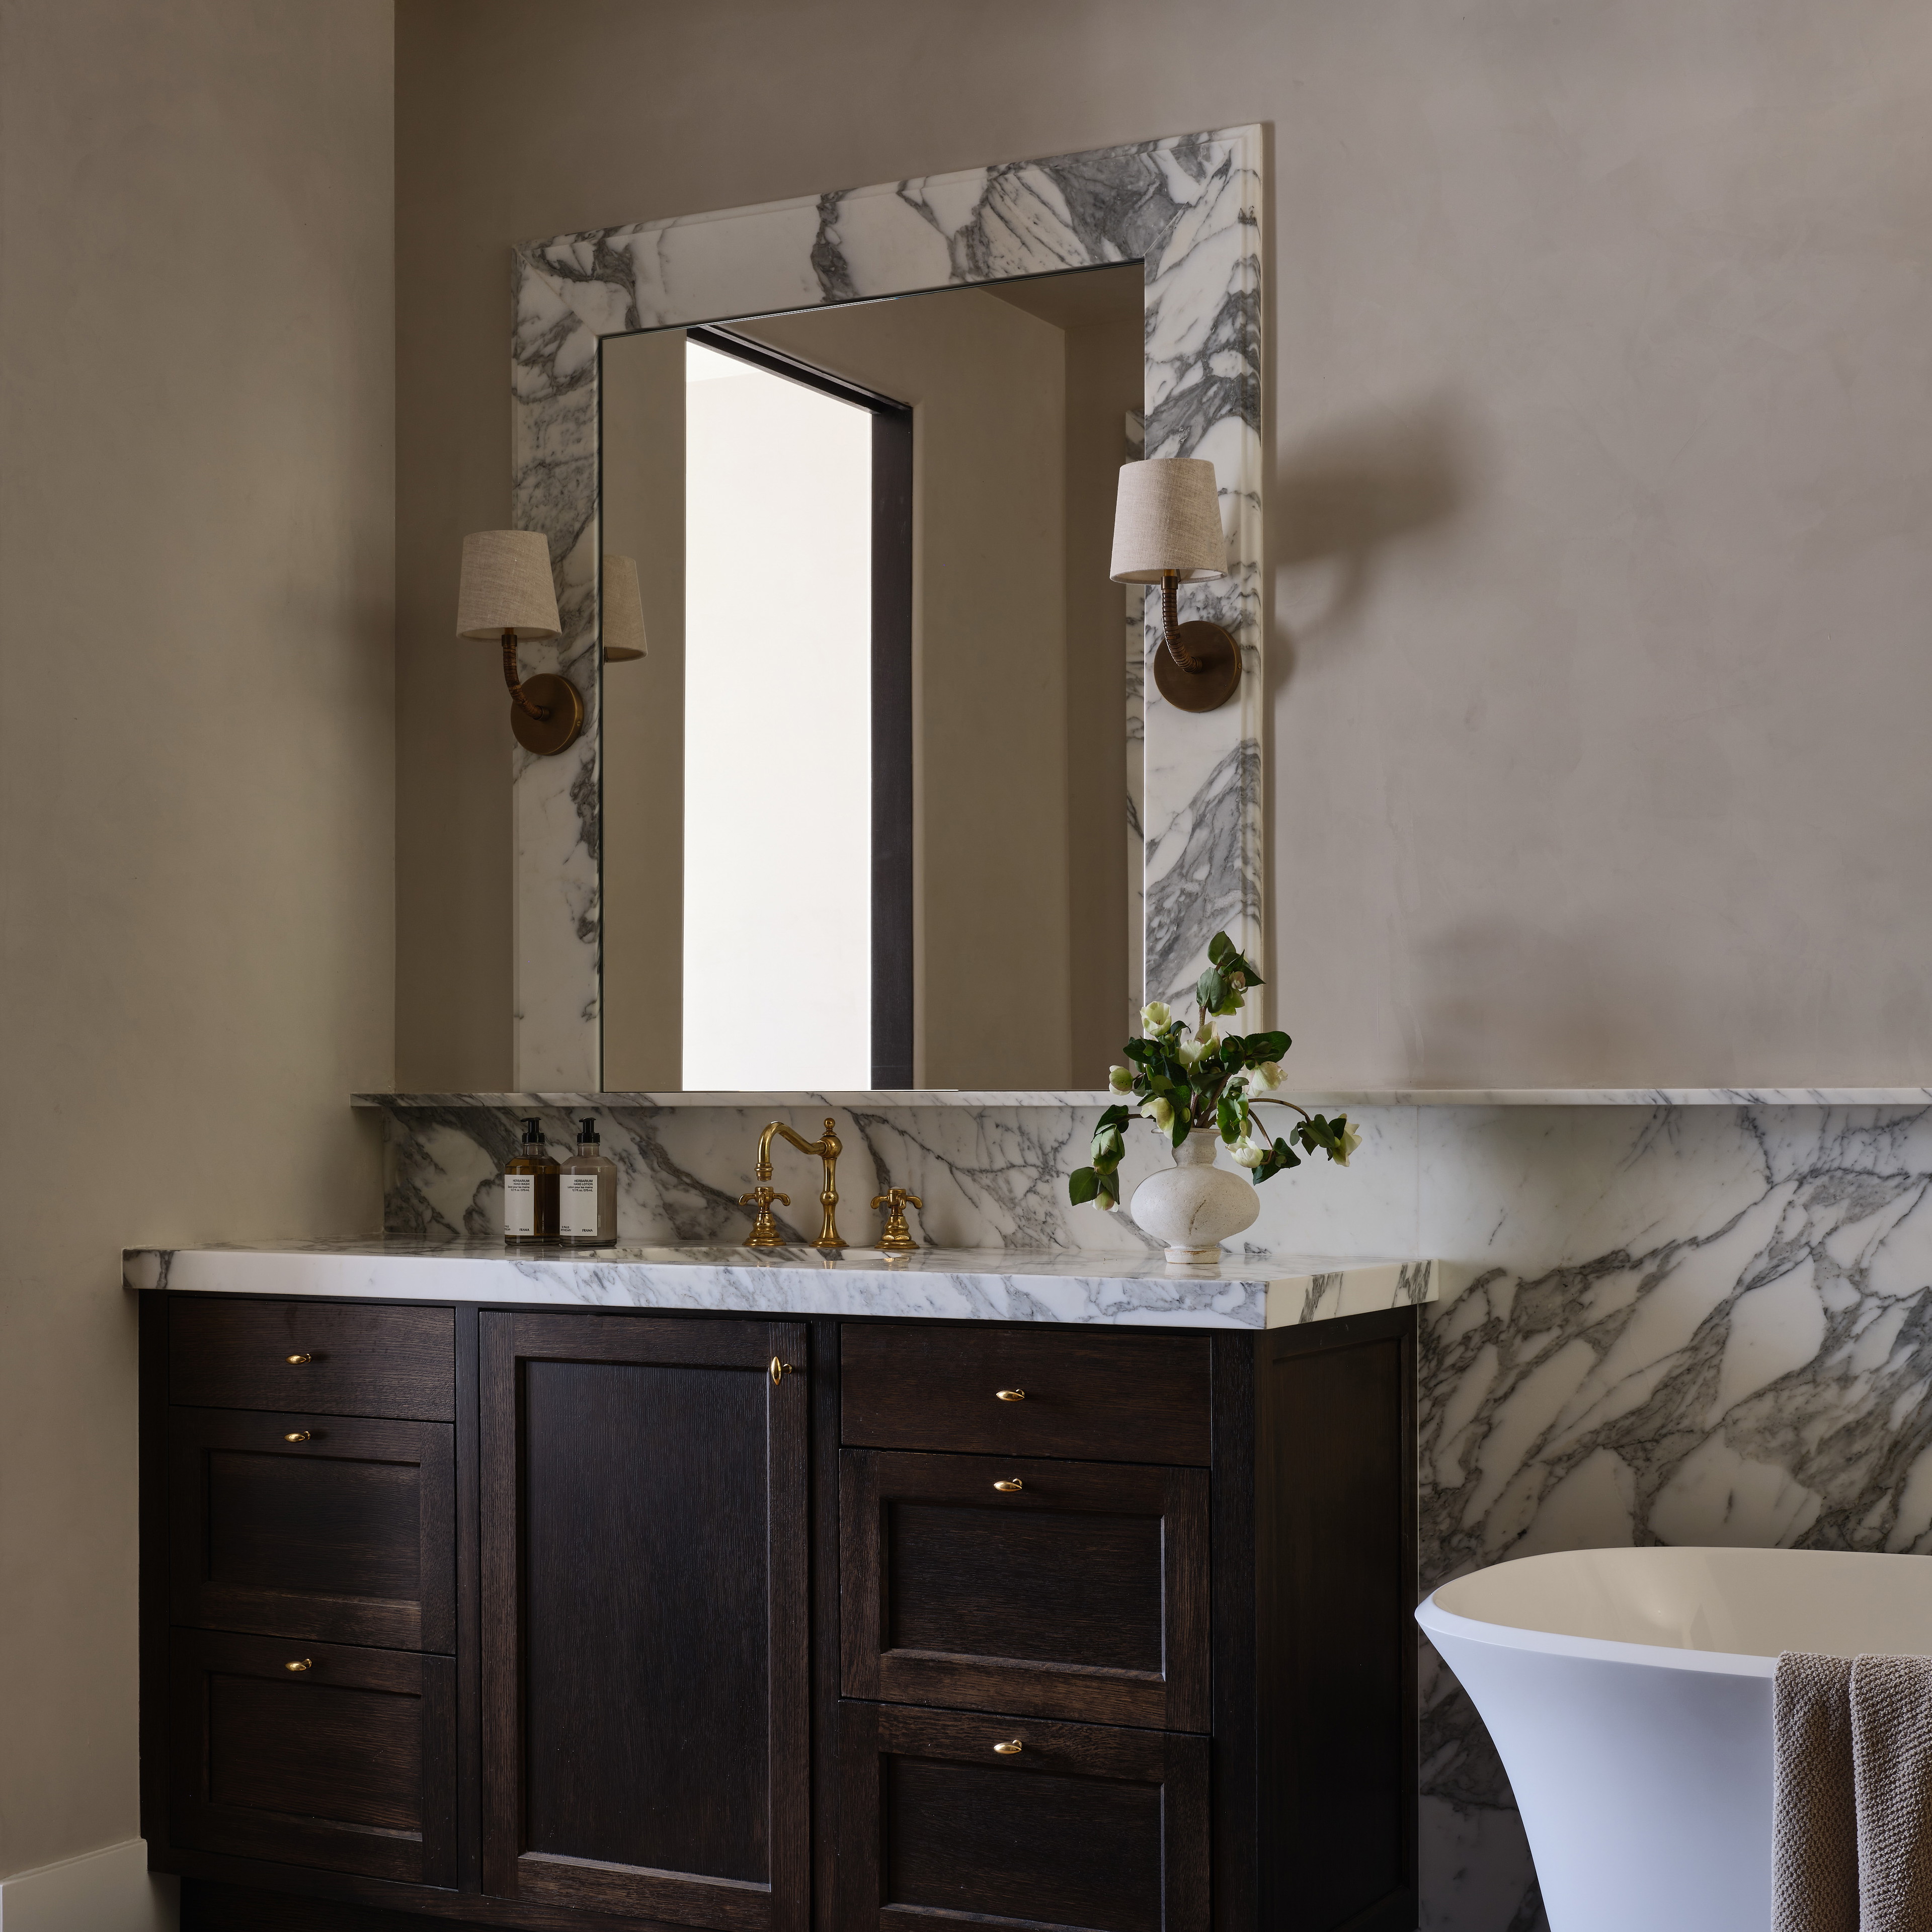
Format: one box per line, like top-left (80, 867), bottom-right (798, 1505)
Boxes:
top-left (1068, 931), bottom-right (1361, 1211)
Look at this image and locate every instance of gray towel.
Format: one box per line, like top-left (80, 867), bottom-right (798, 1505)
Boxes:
top-left (1852, 1654), bottom-right (1932, 1930)
top-left (1777, 1652), bottom-right (1858, 1932)
top-left (1776, 1652), bottom-right (1932, 1932)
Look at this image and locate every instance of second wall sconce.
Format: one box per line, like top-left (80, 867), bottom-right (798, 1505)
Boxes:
top-left (456, 530), bottom-right (583, 755)
top-left (1110, 456), bottom-right (1240, 712)
top-left (602, 554), bottom-right (649, 662)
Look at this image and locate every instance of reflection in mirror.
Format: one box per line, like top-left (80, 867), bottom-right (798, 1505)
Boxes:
top-left (601, 262), bottom-right (1143, 1092)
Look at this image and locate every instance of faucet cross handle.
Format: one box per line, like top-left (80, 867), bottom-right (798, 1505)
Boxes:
top-left (871, 1187), bottom-right (925, 1254)
top-left (739, 1184), bottom-right (791, 1249)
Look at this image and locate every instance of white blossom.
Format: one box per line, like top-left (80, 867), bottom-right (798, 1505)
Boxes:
top-left (1107, 1064), bottom-right (1133, 1092)
top-left (1140, 1001), bottom-right (1172, 1034)
top-left (1336, 1121), bottom-right (1363, 1166)
top-left (1230, 1136), bottom-right (1268, 1170)
top-left (1139, 1095), bottom-right (1174, 1131)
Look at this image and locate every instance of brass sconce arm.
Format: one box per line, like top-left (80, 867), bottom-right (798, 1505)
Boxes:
top-left (501, 628), bottom-right (553, 721)
top-left (748, 1117), bottom-right (845, 1249)
top-left (1159, 572), bottom-right (1208, 674)
top-left (498, 628), bottom-right (585, 756)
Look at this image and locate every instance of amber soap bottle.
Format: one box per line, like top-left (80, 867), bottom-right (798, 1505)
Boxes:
top-left (559, 1117), bottom-right (618, 1246)
top-left (503, 1117), bottom-right (559, 1243)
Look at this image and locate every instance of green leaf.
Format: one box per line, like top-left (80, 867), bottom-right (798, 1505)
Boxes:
top-left (1196, 966), bottom-right (1228, 1011)
top-left (1217, 1095), bottom-right (1239, 1143)
top-left (1094, 1103), bottom-right (1131, 1131)
top-left (1069, 1166), bottom-right (1101, 1204)
top-left (1170, 1111), bottom-right (1191, 1149)
top-left (1208, 931), bottom-right (1233, 967)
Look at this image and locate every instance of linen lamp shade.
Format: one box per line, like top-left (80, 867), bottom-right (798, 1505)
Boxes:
top-left (1109, 458), bottom-right (1227, 584)
top-left (602, 554), bottom-right (649, 661)
top-left (456, 530), bottom-right (561, 640)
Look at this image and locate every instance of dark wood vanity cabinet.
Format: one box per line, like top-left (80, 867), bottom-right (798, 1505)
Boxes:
top-left (142, 1294), bottom-right (1417, 1932)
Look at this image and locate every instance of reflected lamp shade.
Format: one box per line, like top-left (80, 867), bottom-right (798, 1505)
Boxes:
top-left (602, 555), bottom-right (648, 661)
top-left (456, 530), bottom-right (561, 640)
top-left (1109, 458), bottom-right (1226, 584)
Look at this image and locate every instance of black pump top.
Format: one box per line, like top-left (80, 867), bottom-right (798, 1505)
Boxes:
top-left (577, 1118), bottom-right (599, 1144)
top-left (521, 1117), bottom-right (543, 1142)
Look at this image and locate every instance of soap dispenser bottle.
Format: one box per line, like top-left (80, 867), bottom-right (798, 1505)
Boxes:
top-left (559, 1117), bottom-right (618, 1246)
top-left (503, 1117), bottom-right (559, 1244)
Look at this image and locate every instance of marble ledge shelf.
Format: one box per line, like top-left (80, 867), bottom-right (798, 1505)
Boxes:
top-left (353, 1088), bottom-right (1932, 1109)
top-left (123, 1242), bottom-right (1438, 1332)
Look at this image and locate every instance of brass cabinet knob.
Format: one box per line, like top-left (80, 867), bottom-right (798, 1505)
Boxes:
top-left (283, 1430), bottom-right (315, 1443)
top-left (995, 1389), bottom-right (1025, 1402)
top-left (769, 1357), bottom-right (797, 1388)
top-left (285, 1658), bottom-right (313, 1673)
top-left (993, 1479), bottom-right (1024, 1493)
top-left (286, 1353), bottom-right (313, 1364)
top-left (993, 1739), bottom-right (1023, 1755)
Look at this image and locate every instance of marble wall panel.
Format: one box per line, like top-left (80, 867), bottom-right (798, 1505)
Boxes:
top-left (367, 1093), bottom-right (1932, 1928)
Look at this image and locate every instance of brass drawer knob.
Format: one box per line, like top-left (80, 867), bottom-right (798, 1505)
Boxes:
top-left (769, 1357), bottom-right (797, 1388)
top-left (993, 1479), bottom-right (1024, 1493)
top-left (286, 1353), bottom-right (313, 1364)
top-left (285, 1658), bottom-right (313, 1673)
top-left (993, 1739), bottom-right (1023, 1755)
top-left (995, 1389), bottom-right (1025, 1402)
top-left (283, 1430), bottom-right (315, 1443)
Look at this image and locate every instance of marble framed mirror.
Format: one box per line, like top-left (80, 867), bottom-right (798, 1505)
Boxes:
top-left (510, 126), bottom-right (1264, 1091)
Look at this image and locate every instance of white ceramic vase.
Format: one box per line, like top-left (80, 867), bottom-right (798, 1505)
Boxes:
top-left (1130, 1133), bottom-right (1259, 1263)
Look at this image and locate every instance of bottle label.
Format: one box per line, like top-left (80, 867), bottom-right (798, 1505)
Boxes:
top-left (504, 1172), bottom-right (536, 1238)
top-left (559, 1173), bottom-right (601, 1240)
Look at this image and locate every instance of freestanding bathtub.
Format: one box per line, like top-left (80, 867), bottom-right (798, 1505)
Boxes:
top-left (1416, 1547), bottom-right (1932, 1932)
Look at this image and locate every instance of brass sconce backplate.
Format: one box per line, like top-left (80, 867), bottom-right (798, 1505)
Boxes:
top-left (1154, 621), bottom-right (1242, 712)
top-left (509, 672), bottom-right (585, 755)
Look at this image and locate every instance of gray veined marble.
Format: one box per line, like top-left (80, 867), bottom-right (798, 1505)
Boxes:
top-left (510, 126), bottom-right (1264, 1084)
top-left (345, 1088), bottom-right (1932, 1927)
top-left (124, 1240), bottom-right (1436, 1331)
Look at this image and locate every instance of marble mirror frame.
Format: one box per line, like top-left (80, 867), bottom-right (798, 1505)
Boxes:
top-left (510, 125), bottom-right (1265, 1090)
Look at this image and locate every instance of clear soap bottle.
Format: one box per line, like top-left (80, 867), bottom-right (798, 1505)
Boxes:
top-left (559, 1117), bottom-right (618, 1246)
top-left (503, 1117), bottom-right (560, 1244)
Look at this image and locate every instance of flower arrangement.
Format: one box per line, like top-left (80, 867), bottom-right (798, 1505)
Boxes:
top-left (1069, 931), bottom-right (1361, 1212)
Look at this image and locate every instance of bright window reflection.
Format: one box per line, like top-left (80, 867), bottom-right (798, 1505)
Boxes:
top-left (681, 339), bottom-right (873, 1089)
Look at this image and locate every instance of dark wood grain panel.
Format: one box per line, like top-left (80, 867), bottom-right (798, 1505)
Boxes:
top-left (480, 1311), bottom-right (809, 1932)
top-left (170, 1299), bottom-right (455, 1421)
top-left (1257, 1310), bottom-right (1419, 1932)
top-left (836, 1701), bottom-right (1208, 1932)
top-left (170, 1408), bottom-right (453, 1652)
top-left (841, 1451), bottom-right (1208, 1730)
top-left (169, 1630), bottom-right (454, 1888)
top-left (842, 1324), bottom-right (1209, 1465)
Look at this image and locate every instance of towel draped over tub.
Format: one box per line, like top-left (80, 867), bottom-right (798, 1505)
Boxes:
top-left (1775, 1652), bottom-right (1932, 1932)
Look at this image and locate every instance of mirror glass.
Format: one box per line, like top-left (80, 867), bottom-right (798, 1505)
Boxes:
top-left (599, 262), bottom-right (1145, 1092)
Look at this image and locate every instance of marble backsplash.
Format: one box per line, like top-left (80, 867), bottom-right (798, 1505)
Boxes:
top-left (361, 1092), bottom-right (1932, 1932)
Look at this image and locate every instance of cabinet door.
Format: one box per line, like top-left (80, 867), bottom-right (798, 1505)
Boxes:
top-left (480, 1311), bottom-right (808, 1932)
top-left (170, 1409), bottom-right (454, 1651)
top-left (836, 1702), bottom-right (1209, 1932)
top-left (169, 1630), bottom-right (456, 1886)
top-left (841, 1450), bottom-right (1208, 1729)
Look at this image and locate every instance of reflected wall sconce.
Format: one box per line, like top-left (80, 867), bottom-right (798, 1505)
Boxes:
top-left (1110, 456), bottom-right (1240, 712)
top-left (456, 529), bottom-right (583, 755)
top-left (602, 554), bottom-right (648, 662)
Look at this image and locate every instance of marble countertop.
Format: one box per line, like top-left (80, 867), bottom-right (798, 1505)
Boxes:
top-left (123, 1242), bottom-right (1437, 1332)
top-left (352, 1088), bottom-right (1932, 1109)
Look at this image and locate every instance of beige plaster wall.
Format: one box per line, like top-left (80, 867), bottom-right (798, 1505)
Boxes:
top-left (396, 0), bottom-right (1932, 1089)
top-left (0, 0), bottom-right (394, 1883)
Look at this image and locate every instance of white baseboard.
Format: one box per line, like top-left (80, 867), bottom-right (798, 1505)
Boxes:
top-left (0, 1840), bottom-right (176, 1932)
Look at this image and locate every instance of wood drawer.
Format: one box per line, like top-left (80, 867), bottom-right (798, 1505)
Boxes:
top-left (836, 1701), bottom-right (1208, 1932)
top-left (841, 1324), bottom-right (1210, 1465)
top-left (168, 1630), bottom-right (455, 1888)
top-left (170, 1409), bottom-right (454, 1652)
top-left (170, 1299), bottom-right (455, 1421)
top-left (841, 1450), bottom-right (1207, 1730)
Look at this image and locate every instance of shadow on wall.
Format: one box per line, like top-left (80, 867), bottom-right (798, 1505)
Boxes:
top-left (1267, 393), bottom-right (1477, 692)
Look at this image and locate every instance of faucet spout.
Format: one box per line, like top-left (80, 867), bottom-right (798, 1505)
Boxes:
top-left (753, 1116), bottom-right (845, 1249)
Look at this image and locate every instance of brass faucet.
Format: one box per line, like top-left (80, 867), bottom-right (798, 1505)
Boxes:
top-left (743, 1116), bottom-right (845, 1248)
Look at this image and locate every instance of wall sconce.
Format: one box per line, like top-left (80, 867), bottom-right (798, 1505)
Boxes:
top-left (1110, 456), bottom-right (1239, 712)
top-left (456, 530), bottom-right (583, 755)
top-left (602, 554), bottom-right (648, 662)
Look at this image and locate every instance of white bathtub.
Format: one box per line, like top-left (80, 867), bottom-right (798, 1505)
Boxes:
top-left (1415, 1547), bottom-right (1932, 1932)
